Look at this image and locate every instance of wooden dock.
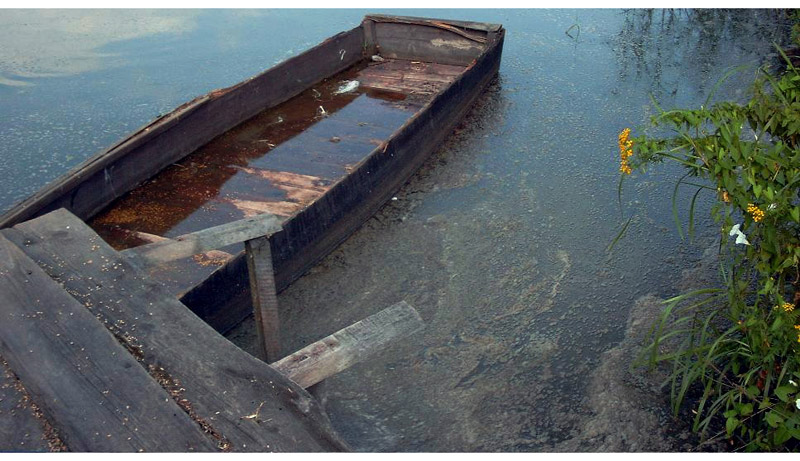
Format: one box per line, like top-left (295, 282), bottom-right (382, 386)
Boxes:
top-left (0, 208), bottom-right (424, 452)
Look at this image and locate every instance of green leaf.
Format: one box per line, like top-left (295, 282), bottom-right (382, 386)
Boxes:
top-left (766, 411), bottom-right (784, 428)
top-left (775, 426), bottom-right (792, 445)
top-left (791, 206), bottom-right (800, 223)
top-left (753, 182), bottom-right (763, 198)
top-left (739, 402), bottom-right (754, 416)
top-left (726, 416), bottom-right (739, 435)
top-left (776, 385), bottom-right (795, 402)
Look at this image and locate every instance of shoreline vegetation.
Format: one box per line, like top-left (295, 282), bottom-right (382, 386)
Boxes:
top-left (617, 20), bottom-right (800, 449)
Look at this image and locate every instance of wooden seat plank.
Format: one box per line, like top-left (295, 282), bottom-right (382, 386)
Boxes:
top-left (3, 209), bottom-right (347, 452)
top-left (0, 234), bottom-right (217, 452)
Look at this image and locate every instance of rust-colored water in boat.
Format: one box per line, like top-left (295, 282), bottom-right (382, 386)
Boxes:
top-left (88, 58), bottom-right (465, 296)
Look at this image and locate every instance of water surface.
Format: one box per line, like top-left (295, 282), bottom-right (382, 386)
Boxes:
top-left (1, 9), bottom-right (794, 452)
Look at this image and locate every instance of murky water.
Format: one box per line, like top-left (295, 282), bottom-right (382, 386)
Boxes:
top-left (1, 9), bottom-right (794, 452)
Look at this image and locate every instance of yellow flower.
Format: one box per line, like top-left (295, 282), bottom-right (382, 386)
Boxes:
top-left (618, 128), bottom-right (634, 175)
top-left (783, 302), bottom-right (795, 313)
top-left (747, 203), bottom-right (765, 223)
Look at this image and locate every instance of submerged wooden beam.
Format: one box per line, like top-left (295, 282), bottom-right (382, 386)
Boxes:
top-left (123, 213), bottom-right (282, 265)
top-left (271, 301), bottom-right (424, 389)
top-left (245, 236), bottom-right (281, 362)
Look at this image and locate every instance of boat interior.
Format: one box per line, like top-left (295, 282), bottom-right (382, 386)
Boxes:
top-left (89, 55), bottom-right (470, 298)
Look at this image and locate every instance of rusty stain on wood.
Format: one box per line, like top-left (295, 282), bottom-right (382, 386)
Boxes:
top-left (227, 199), bottom-right (305, 218)
top-left (233, 167), bottom-right (330, 205)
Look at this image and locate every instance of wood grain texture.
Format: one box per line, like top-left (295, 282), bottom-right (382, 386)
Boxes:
top-left (122, 212), bottom-right (282, 266)
top-left (374, 22), bottom-right (485, 66)
top-left (0, 234), bottom-right (216, 452)
top-left (0, 356), bottom-right (53, 452)
top-left (271, 301), bottom-right (424, 389)
top-left (3, 209), bottom-right (348, 452)
top-left (244, 236), bottom-right (281, 362)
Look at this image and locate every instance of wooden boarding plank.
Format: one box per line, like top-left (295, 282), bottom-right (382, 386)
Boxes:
top-left (245, 237), bottom-right (281, 362)
top-left (0, 234), bottom-right (217, 452)
top-left (0, 356), bottom-right (54, 452)
top-left (271, 301), bottom-right (424, 389)
top-left (123, 212), bottom-right (283, 265)
top-left (4, 209), bottom-right (348, 452)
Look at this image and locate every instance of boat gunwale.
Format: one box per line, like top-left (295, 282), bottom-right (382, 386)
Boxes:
top-left (0, 26), bottom-right (364, 229)
top-left (178, 19), bottom-right (505, 332)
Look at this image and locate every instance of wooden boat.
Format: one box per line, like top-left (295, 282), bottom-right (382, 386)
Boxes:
top-left (0, 14), bottom-right (505, 333)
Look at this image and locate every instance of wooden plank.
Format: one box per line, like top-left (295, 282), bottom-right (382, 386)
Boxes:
top-left (271, 302), bottom-right (424, 389)
top-left (0, 234), bottom-right (217, 452)
top-left (123, 212), bottom-right (283, 265)
top-left (374, 22), bottom-right (485, 66)
top-left (365, 14), bottom-right (502, 34)
top-left (0, 356), bottom-right (55, 452)
top-left (4, 209), bottom-right (348, 452)
top-left (244, 236), bottom-right (282, 362)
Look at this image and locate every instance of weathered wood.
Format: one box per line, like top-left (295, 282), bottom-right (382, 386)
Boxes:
top-left (271, 302), bottom-right (424, 389)
top-left (245, 236), bottom-right (281, 362)
top-left (3, 209), bottom-right (348, 452)
top-left (0, 356), bottom-right (53, 452)
top-left (365, 14), bottom-right (502, 34)
top-left (373, 21), bottom-right (485, 66)
top-left (0, 26), bottom-right (365, 229)
top-left (180, 26), bottom-right (505, 335)
top-left (0, 234), bottom-right (217, 452)
top-left (123, 213), bottom-right (283, 265)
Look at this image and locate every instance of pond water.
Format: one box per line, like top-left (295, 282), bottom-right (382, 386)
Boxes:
top-left (1, 9), bottom-right (794, 452)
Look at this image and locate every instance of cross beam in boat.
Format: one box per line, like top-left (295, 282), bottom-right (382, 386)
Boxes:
top-left (122, 213), bottom-right (284, 361)
top-left (122, 213), bottom-right (283, 265)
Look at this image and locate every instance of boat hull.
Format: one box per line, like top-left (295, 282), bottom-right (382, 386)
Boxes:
top-left (2, 15), bottom-right (505, 334)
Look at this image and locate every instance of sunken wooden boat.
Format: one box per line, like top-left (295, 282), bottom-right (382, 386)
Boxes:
top-left (0, 14), bottom-right (505, 334)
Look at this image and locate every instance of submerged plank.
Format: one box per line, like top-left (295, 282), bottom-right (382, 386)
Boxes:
top-left (271, 301), bottom-right (424, 389)
top-left (4, 209), bottom-right (347, 452)
top-left (0, 234), bottom-right (216, 452)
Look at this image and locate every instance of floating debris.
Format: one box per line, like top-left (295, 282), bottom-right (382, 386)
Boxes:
top-left (371, 55), bottom-right (385, 62)
top-left (317, 106), bottom-right (328, 117)
top-left (330, 136), bottom-right (341, 143)
top-left (334, 80), bottom-right (360, 95)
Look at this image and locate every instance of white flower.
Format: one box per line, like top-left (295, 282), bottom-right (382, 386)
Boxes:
top-left (791, 379), bottom-right (798, 387)
top-left (768, 203), bottom-right (777, 211)
top-left (728, 224), bottom-right (750, 246)
top-left (796, 398), bottom-right (800, 410)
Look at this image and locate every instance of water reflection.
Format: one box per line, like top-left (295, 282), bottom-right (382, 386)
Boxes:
top-left (0, 10), bottom-right (199, 87)
top-left (614, 9), bottom-right (794, 102)
top-left (2, 9), bottom-right (796, 452)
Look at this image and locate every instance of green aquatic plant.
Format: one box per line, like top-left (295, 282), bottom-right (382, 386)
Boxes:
top-left (618, 49), bottom-right (800, 450)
